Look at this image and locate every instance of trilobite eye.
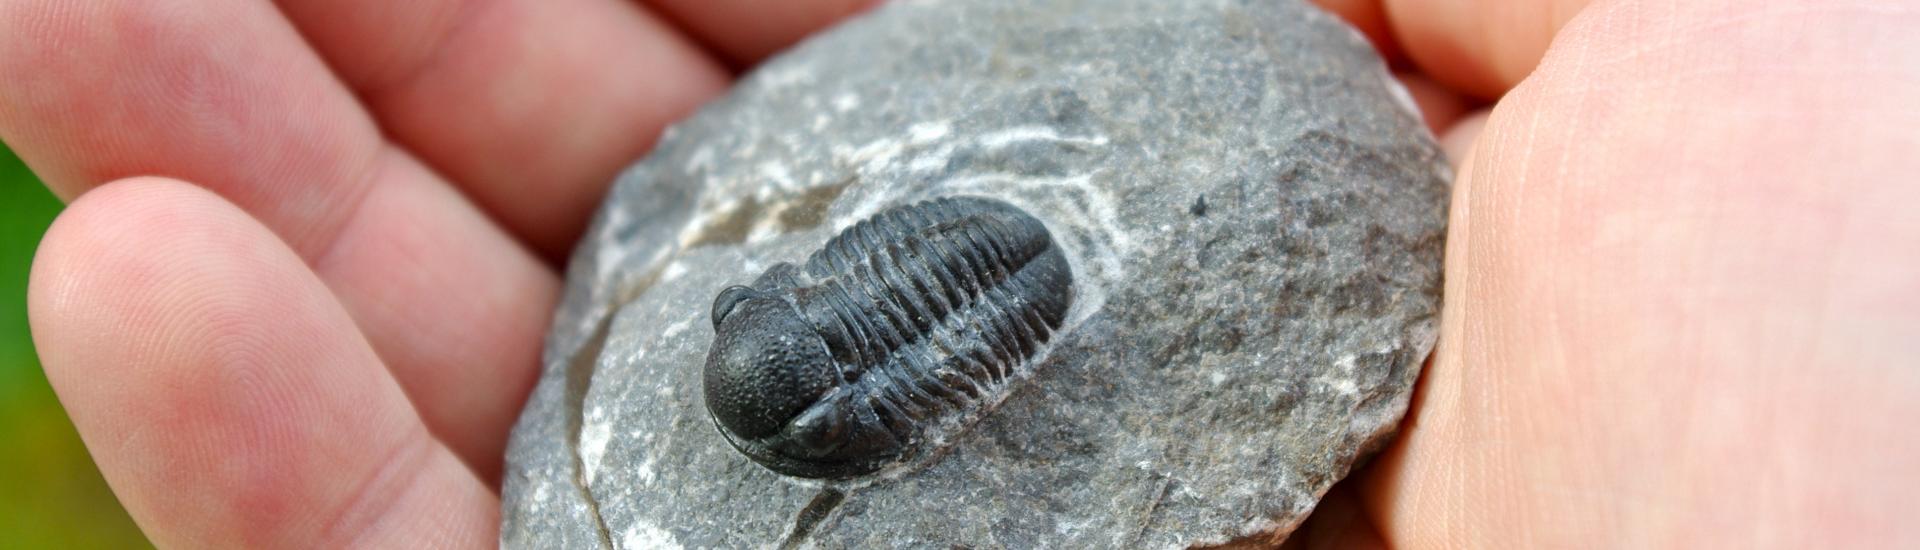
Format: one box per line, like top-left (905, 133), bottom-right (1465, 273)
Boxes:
top-left (711, 285), bottom-right (757, 328)
top-left (789, 403), bottom-right (848, 454)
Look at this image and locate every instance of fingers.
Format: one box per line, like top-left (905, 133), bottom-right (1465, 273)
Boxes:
top-left (642, 0), bottom-right (882, 67)
top-left (0, 0), bottom-right (380, 253)
top-left (0, 0), bottom-right (557, 480)
top-left (1382, 0), bottom-right (1591, 99)
top-left (314, 150), bottom-right (557, 482)
top-left (1366, 1), bottom-right (1920, 546)
top-left (1312, 0), bottom-right (1404, 62)
top-left (29, 179), bottom-right (496, 547)
top-left (272, 0), bottom-right (728, 258)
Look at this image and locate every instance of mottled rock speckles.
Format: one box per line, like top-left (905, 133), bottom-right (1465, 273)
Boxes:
top-left (502, 0), bottom-right (1449, 547)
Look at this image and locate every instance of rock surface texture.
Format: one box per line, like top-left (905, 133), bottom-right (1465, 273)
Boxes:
top-left (501, 0), bottom-right (1450, 547)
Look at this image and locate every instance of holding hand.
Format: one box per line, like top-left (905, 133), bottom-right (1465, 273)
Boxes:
top-left (4, 0), bottom-right (1913, 547)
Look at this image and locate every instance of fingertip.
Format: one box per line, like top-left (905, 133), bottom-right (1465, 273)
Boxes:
top-left (30, 176), bottom-right (348, 540)
top-left (29, 177), bottom-right (228, 372)
top-left (29, 176), bottom-right (276, 337)
top-left (28, 177), bottom-right (496, 547)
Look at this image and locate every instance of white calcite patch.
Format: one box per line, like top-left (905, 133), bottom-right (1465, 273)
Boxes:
top-left (620, 522), bottom-right (681, 550)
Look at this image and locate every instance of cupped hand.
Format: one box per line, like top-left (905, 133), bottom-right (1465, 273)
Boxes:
top-left (7, 0), bottom-right (1915, 547)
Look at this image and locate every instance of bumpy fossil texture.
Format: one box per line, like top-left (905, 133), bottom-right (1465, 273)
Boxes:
top-left (704, 197), bottom-right (1073, 479)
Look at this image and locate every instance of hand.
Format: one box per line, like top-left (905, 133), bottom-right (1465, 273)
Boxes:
top-left (8, 0), bottom-right (1915, 548)
top-left (4, 0), bottom-right (875, 545)
top-left (1295, 1), bottom-right (1920, 547)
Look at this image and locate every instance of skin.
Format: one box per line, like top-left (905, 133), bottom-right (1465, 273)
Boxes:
top-left (4, 0), bottom-right (1914, 546)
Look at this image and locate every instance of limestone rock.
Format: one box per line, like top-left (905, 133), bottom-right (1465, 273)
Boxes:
top-left (502, 0), bottom-right (1449, 547)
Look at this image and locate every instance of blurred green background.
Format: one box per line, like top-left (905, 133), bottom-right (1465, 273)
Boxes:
top-left (0, 143), bottom-right (151, 547)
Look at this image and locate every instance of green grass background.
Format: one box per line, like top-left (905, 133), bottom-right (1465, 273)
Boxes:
top-left (0, 143), bottom-right (150, 547)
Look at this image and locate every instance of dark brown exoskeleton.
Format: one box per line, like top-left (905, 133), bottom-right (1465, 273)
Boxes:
top-left (703, 196), bottom-right (1073, 479)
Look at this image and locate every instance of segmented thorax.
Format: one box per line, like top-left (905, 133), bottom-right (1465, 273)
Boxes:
top-left (703, 196), bottom-right (1074, 479)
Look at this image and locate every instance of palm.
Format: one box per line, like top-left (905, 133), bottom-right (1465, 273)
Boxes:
top-left (6, 0), bottom-right (1914, 547)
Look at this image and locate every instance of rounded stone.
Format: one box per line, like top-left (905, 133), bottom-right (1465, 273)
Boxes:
top-left (502, 0), bottom-right (1450, 547)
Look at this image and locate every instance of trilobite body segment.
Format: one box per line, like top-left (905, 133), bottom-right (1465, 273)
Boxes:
top-left (703, 196), bottom-right (1073, 479)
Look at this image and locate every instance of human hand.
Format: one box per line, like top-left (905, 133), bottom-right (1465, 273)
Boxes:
top-left (1293, 0), bottom-right (1920, 547)
top-left (4, 0), bottom-right (875, 545)
top-left (10, 0), bottom-right (1917, 547)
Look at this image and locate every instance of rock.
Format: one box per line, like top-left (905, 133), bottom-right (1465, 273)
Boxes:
top-left (501, 0), bottom-right (1450, 547)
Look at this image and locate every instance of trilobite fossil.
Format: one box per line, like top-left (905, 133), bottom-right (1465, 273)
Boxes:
top-left (703, 196), bottom-right (1074, 479)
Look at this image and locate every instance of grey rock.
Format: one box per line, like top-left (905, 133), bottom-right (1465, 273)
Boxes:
top-left (501, 0), bottom-right (1449, 547)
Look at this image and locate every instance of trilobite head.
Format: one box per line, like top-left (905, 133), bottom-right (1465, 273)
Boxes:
top-left (703, 196), bottom-right (1074, 480)
top-left (704, 285), bottom-right (896, 477)
top-left (704, 287), bottom-right (833, 441)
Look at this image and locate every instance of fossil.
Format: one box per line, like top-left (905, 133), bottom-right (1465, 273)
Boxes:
top-left (703, 196), bottom-right (1074, 479)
